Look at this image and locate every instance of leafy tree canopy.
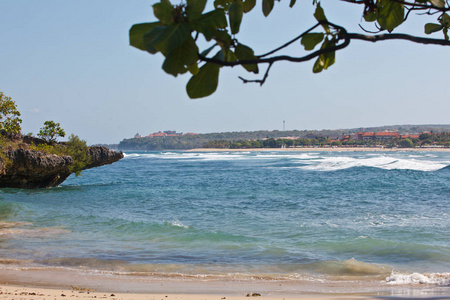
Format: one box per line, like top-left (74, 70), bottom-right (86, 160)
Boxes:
top-left (38, 120), bottom-right (66, 143)
top-left (130, 0), bottom-right (450, 98)
top-left (66, 134), bottom-right (91, 176)
top-left (399, 138), bottom-right (414, 148)
top-left (0, 92), bottom-right (22, 134)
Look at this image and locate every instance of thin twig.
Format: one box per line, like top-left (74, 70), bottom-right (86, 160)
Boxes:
top-left (257, 23), bottom-right (323, 58)
top-left (359, 24), bottom-right (383, 34)
top-left (239, 62), bottom-right (274, 86)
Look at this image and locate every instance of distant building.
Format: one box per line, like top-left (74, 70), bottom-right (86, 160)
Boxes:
top-left (139, 130), bottom-right (197, 138)
top-left (134, 133), bottom-right (142, 139)
top-left (401, 134), bottom-right (420, 139)
top-left (356, 131), bottom-right (400, 141)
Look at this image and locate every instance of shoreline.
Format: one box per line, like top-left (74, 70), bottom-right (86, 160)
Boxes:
top-left (0, 267), bottom-right (449, 299)
top-left (0, 285), bottom-right (394, 300)
top-left (1, 268), bottom-right (449, 300)
top-left (186, 147), bottom-right (450, 152)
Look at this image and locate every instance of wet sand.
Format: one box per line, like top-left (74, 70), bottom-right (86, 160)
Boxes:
top-left (0, 284), bottom-right (387, 300)
top-left (0, 268), bottom-right (448, 300)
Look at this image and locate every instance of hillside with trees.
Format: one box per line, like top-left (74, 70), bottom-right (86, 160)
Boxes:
top-left (118, 124), bottom-right (450, 150)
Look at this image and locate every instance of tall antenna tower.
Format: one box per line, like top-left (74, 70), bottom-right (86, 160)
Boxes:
top-left (283, 120), bottom-right (285, 131)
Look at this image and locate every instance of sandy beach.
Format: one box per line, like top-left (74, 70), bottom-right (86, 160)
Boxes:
top-left (0, 281), bottom-right (436, 300)
top-left (0, 284), bottom-right (390, 300)
top-left (0, 267), bottom-right (448, 300)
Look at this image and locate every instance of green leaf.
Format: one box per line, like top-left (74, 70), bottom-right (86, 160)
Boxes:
top-left (187, 63), bottom-right (199, 76)
top-left (312, 38), bottom-right (335, 73)
top-left (162, 36), bottom-right (199, 76)
top-left (225, 49), bottom-right (237, 62)
top-left (153, 0), bottom-right (174, 25)
top-left (363, 10), bottom-right (378, 22)
top-left (145, 23), bottom-right (191, 56)
top-left (289, 0), bottom-right (296, 8)
top-left (301, 33), bottom-right (324, 51)
top-left (425, 23), bottom-right (443, 34)
top-left (212, 30), bottom-right (233, 46)
top-left (322, 49), bottom-right (335, 70)
top-left (216, 48), bottom-right (236, 62)
top-left (313, 57), bottom-right (324, 73)
top-left (314, 3), bottom-right (330, 33)
top-left (441, 13), bottom-right (450, 27)
top-left (243, 0), bottom-right (256, 13)
top-left (186, 63), bottom-right (221, 99)
top-left (143, 26), bottom-right (166, 54)
top-left (129, 22), bottom-right (161, 50)
top-left (377, 0), bottom-right (404, 32)
top-left (262, 0), bottom-right (274, 17)
top-left (235, 43), bottom-right (259, 73)
top-left (198, 9), bottom-right (228, 28)
top-left (229, 1), bottom-right (244, 34)
top-left (186, 0), bottom-right (207, 21)
top-left (190, 9), bottom-right (228, 40)
top-left (429, 0), bottom-right (445, 8)
top-left (214, 0), bottom-right (230, 9)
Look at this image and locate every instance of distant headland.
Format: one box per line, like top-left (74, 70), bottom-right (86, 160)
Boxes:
top-left (117, 124), bottom-right (450, 151)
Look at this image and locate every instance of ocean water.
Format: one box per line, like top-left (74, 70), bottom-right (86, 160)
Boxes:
top-left (1, 151), bottom-right (450, 287)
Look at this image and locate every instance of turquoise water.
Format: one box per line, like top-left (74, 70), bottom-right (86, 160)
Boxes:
top-left (1, 151), bottom-right (450, 284)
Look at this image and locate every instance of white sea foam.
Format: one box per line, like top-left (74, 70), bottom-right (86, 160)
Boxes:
top-left (299, 155), bottom-right (448, 172)
top-left (255, 153), bottom-right (319, 160)
top-left (123, 153), bottom-right (160, 159)
top-left (168, 220), bottom-right (189, 229)
top-left (124, 152), bottom-right (449, 171)
top-left (386, 272), bottom-right (450, 285)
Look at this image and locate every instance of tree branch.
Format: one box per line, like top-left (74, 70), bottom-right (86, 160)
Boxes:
top-left (197, 21), bottom-right (450, 87)
top-left (239, 63), bottom-right (274, 86)
top-left (199, 22), bottom-right (350, 66)
top-left (340, 0), bottom-right (450, 11)
top-left (347, 32), bottom-right (450, 45)
top-left (257, 23), bottom-right (322, 58)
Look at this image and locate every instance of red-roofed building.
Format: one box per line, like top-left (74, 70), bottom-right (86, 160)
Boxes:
top-left (152, 131), bottom-right (166, 137)
top-left (374, 131), bottom-right (400, 141)
top-left (401, 134), bottom-right (419, 139)
top-left (356, 131), bottom-right (400, 141)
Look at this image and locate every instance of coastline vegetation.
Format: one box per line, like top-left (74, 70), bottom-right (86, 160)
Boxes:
top-left (204, 133), bottom-right (450, 149)
top-left (0, 91), bottom-right (91, 176)
top-left (28, 135), bottom-right (91, 175)
top-left (119, 126), bottom-right (450, 150)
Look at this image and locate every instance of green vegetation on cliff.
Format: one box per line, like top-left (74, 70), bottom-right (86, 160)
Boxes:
top-left (0, 91), bottom-right (91, 176)
top-left (0, 92), bottom-right (22, 134)
top-left (28, 134), bottom-right (91, 176)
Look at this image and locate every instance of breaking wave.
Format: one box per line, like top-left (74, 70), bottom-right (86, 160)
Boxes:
top-left (386, 272), bottom-right (450, 285)
top-left (299, 156), bottom-right (448, 172)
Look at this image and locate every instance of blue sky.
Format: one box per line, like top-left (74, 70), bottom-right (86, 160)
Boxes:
top-left (1, 1), bottom-right (449, 144)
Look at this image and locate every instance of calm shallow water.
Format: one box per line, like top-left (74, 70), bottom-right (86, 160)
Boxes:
top-left (0, 151), bottom-right (449, 285)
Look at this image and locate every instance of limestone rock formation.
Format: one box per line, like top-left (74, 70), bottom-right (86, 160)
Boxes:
top-left (0, 149), bottom-right (74, 189)
top-left (0, 133), bottom-right (123, 189)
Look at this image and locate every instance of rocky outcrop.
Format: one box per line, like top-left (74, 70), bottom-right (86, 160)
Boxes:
top-left (0, 146), bottom-right (123, 189)
top-left (0, 149), bottom-right (73, 189)
top-left (85, 146), bottom-right (124, 170)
